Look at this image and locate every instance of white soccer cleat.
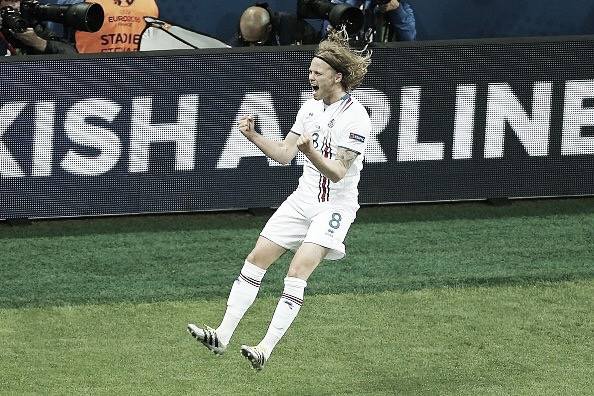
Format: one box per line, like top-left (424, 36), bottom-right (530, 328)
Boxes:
top-left (187, 323), bottom-right (227, 355)
top-left (240, 345), bottom-right (267, 371)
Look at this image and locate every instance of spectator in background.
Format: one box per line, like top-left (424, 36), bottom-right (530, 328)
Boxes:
top-left (373, 0), bottom-right (415, 41)
top-left (229, 3), bottom-right (321, 47)
top-left (330, 0), bottom-right (416, 42)
top-left (0, 0), bottom-right (77, 54)
top-left (47, 0), bottom-right (159, 53)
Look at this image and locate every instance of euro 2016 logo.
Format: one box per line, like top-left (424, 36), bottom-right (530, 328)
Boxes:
top-left (114, 0), bottom-right (135, 6)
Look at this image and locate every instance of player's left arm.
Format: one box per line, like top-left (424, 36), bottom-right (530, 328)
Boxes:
top-left (297, 133), bottom-right (359, 183)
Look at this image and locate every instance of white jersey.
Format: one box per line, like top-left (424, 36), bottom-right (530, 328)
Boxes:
top-left (290, 93), bottom-right (371, 208)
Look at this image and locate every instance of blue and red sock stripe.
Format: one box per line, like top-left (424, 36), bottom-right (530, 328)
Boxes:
top-left (282, 293), bottom-right (304, 306)
top-left (239, 272), bottom-right (261, 287)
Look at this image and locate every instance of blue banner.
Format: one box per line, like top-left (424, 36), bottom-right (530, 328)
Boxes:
top-left (2, 37), bottom-right (594, 219)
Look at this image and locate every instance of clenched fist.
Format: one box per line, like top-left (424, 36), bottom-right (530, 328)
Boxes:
top-left (238, 115), bottom-right (256, 138)
top-left (297, 133), bottom-right (315, 155)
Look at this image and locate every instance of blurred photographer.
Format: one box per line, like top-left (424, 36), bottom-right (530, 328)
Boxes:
top-left (45, 0), bottom-right (158, 53)
top-left (327, 0), bottom-right (416, 42)
top-left (369, 0), bottom-right (416, 41)
top-left (0, 0), bottom-right (76, 54)
top-left (229, 3), bottom-right (321, 47)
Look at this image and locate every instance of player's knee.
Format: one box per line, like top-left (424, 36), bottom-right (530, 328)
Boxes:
top-left (246, 250), bottom-right (258, 265)
top-left (246, 237), bottom-right (286, 268)
top-left (246, 249), bottom-right (272, 269)
top-left (287, 266), bottom-right (309, 280)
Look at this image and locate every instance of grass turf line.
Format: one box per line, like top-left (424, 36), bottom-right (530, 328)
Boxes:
top-left (1, 198), bottom-right (593, 308)
top-left (1, 281), bottom-right (592, 395)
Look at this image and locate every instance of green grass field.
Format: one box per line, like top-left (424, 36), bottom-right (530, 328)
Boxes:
top-left (1, 198), bottom-right (593, 394)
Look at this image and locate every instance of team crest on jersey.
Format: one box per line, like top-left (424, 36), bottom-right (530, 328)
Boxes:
top-left (349, 133), bottom-right (365, 143)
top-left (114, 0), bottom-right (135, 6)
top-left (328, 119), bottom-right (335, 128)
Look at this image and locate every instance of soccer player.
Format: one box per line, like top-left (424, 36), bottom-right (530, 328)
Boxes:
top-left (188, 29), bottom-right (371, 371)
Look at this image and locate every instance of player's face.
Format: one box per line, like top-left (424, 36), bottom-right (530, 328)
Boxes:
top-left (309, 57), bottom-right (343, 104)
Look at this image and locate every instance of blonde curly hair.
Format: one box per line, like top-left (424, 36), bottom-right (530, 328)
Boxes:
top-left (314, 29), bottom-right (371, 92)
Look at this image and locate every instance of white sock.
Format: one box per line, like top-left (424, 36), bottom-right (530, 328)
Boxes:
top-left (258, 276), bottom-right (307, 358)
top-left (215, 260), bottom-right (266, 346)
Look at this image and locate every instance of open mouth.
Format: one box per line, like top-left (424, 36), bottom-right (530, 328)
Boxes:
top-left (312, 85), bottom-right (319, 92)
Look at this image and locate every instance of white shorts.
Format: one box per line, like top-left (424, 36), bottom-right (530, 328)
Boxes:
top-left (260, 192), bottom-right (357, 260)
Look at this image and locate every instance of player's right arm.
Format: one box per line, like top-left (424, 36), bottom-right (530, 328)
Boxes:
top-left (239, 115), bottom-right (299, 165)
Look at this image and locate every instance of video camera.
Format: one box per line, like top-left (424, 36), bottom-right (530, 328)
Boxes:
top-left (297, 0), bottom-right (363, 35)
top-left (0, 0), bottom-right (104, 33)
